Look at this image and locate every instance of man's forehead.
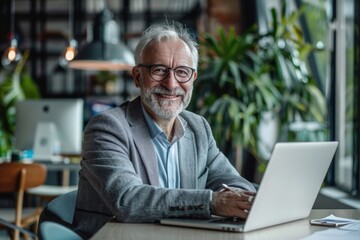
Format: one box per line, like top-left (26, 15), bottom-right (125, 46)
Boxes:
top-left (143, 39), bottom-right (191, 57)
top-left (146, 38), bottom-right (189, 51)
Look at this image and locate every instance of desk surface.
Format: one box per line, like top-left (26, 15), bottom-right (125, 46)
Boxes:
top-left (34, 161), bottom-right (80, 186)
top-left (91, 209), bottom-right (360, 240)
top-left (41, 161), bottom-right (81, 171)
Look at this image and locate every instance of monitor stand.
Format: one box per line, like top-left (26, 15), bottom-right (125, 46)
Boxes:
top-left (33, 122), bottom-right (62, 162)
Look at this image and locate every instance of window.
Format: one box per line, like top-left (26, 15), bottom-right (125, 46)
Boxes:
top-left (333, 0), bottom-right (358, 194)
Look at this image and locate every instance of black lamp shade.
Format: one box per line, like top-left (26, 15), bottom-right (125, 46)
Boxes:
top-left (68, 8), bottom-right (134, 71)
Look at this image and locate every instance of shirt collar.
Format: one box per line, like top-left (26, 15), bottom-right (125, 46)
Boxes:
top-left (141, 102), bottom-right (185, 141)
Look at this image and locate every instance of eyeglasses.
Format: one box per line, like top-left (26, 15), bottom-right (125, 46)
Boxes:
top-left (137, 64), bottom-right (195, 83)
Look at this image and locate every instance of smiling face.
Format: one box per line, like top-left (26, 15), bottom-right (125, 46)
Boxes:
top-left (132, 39), bottom-right (197, 122)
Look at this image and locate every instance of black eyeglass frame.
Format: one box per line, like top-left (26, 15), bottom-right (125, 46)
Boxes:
top-left (137, 64), bottom-right (196, 83)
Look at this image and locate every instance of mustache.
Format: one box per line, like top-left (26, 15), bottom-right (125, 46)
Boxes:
top-left (152, 86), bottom-right (185, 96)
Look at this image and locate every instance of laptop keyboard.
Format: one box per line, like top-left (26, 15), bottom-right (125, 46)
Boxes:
top-left (210, 217), bottom-right (246, 225)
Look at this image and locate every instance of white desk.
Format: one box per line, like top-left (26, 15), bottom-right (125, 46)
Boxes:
top-left (34, 160), bottom-right (80, 186)
top-left (91, 209), bottom-right (360, 240)
top-left (27, 161), bottom-right (80, 203)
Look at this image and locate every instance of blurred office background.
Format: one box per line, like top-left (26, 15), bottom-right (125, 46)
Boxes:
top-left (0, 1), bottom-right (359, 237)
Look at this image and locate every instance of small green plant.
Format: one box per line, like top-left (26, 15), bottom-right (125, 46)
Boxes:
top-left (0, 50), bottom-right (41, 157)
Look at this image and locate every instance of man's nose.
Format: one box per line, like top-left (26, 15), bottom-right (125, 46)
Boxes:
top-left (161, 70), bottom-right (179, 89)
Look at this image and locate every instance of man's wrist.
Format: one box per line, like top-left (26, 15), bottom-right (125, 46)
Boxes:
top-left (210, 191), bottom-right (221, 214)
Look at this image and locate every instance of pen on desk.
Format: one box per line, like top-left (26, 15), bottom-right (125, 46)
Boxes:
top-left (221, 183), bottom-right (254, 203)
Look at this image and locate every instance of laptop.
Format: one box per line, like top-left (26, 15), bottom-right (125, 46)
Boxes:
top-left (160, 141), bottom-right (339, 232)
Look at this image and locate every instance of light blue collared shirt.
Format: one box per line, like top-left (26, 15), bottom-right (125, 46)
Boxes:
top-left (141, 105), bottom-right (185, 189)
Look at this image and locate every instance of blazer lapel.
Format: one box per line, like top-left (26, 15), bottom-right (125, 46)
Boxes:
top-left (178, 126), bottom-right (197, 189)
top-left (126, 97), bottom-right (160, 186)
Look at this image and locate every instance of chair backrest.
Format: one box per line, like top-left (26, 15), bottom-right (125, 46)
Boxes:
top-left (38, 190), bottom-right (78, 239)
top-left (0, 163), bottom-right (47, 193)
top-left (0, 162), bottom-right (47, 240)
top-left (40, 221), bottom-right (82, 240)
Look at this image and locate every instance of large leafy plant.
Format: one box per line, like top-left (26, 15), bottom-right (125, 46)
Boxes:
top-left (191, 3), bottom-right (326, 163)
top-left (0, 50), bottom-right (41, 157)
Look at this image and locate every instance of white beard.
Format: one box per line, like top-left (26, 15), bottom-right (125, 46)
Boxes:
top-left (141, 85), bottom-right (193, 120)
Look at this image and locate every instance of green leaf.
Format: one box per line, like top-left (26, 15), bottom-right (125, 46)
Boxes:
top-left (271, 8), bottom-right (278, 38)
top-left (204, 34), bottom-right (222, 56)
top-left (299, 44), bottom-right (313, 60)
top-left (228, 61), bottom-right (241, 89)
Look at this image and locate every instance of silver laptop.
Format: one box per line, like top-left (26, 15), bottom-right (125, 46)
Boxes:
top-left (161, 141), bottom-right (339, 232)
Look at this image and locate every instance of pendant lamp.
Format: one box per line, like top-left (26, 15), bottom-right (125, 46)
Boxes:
top-left (59, 0), bottom-right (77, 67)
top-left (68, 8), bottom-right (134, 71)
top-left (1, 0), bottom-right (22, 69)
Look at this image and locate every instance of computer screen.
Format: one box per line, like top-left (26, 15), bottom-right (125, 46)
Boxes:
top-left (15, 99), bottom-right (84, 157)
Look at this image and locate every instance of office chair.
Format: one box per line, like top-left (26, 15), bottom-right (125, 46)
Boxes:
top-left (0, 162), bottom-right (47, 240)
top-left (38, 190), bottom-right (81, 239)
top-left (40, 222), bottom-right (82, 240)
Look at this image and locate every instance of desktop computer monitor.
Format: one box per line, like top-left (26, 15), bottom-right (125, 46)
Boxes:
top-left (15, 99), bottom-right (84, 159)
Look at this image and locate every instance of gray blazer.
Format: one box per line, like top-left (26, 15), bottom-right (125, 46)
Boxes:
top-left (73, 96), bottom-right (255, 238)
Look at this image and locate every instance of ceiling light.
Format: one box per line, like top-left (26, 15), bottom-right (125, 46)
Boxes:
top-left (68, 8), bottom-right (134, 71)
top-left (1, 0), bottom-right (22, 69)
top-left (59, 0), bottom-right (77, 67)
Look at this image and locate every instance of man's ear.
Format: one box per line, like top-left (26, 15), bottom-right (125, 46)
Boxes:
top-left (132, 66), bottom-right (141, 87)
top-left (193, 71), bottom-right (198, 82)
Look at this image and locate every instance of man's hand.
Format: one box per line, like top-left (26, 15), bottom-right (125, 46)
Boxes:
top-left (211, 188), bottom-right (256, 219)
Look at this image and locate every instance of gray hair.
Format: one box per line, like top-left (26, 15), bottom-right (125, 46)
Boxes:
top-left (134, 22), bottom-right (198, 70)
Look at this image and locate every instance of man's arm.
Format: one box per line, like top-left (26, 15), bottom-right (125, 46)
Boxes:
top-left (187, 114), bottom-right (257, 218)
top-left (79, 110), bottom-right (214, 222)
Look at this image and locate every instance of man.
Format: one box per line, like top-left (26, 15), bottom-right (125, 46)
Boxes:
top-left (73, 22), bottom-right (256, 239)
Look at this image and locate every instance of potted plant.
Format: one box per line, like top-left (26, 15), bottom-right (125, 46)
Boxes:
top-left (0, 50), bottom-right (41, 159)
top-left (190, 3), bottom-right (327, 175)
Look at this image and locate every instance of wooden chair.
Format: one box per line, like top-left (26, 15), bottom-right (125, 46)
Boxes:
top-left (0, 162), bottom-right (47, 240)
